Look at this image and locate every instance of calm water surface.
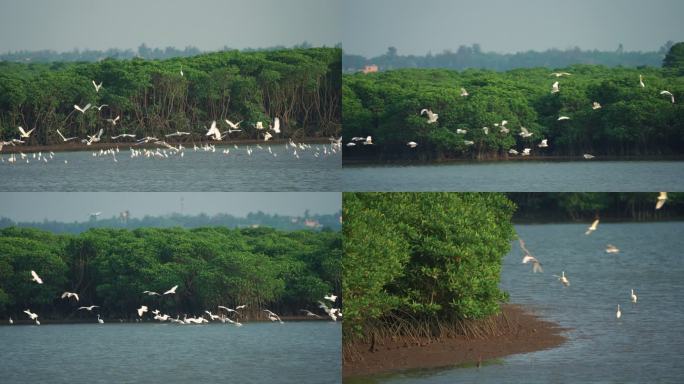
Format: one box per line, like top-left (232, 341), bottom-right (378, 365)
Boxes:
top-left (0, 321), bottom-right (340, 383)
top-left (0, 144), bottom-right (341, 191)
top-left (343, 161), bottom-right (684, 191)
top-left (352, 222), bottom-right (684, 383)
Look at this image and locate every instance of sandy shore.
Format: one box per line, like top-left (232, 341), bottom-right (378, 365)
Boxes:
top-left (0, 137), bottom-right (334, 154)
top-left (343, 304), bottom-right (566, 379)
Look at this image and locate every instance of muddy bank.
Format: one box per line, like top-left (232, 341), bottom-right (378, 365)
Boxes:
top-left (342, 154), bottom-right (684, 166)
top-left (0, 137), bottom-right (334, 154)
top-left (343, 304), bottom-right (566, 379)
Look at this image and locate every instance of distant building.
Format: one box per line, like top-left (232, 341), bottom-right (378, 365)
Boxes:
top-left (304, 219), bottom-right (321, 228)
top-left (361, 64), bottom-right (378, 74)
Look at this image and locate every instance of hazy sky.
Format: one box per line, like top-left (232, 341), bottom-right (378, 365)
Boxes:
top-left (343, 0), bottom-right (684, 57)
top-left (0, 0), bottom-right (340, 52)
top-left (0, 192), bottom-right (340, 222)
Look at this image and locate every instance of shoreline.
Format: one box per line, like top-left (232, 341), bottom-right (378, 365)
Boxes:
top-left (342, 154), bottom-right (684, 166)
top-left (1, 314), bottom-right (331, 325)
top-left (0, 137), bottom-right (335, 154)
top-left (342, 304), bottom-right (566, 379)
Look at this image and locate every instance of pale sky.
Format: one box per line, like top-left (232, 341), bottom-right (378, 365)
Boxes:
top-left (343, 0), bottom-right (684, 57)
top-left (0, 0), bottom-right (341, 53)
top-left (0, 192), bottom-right (341, 222)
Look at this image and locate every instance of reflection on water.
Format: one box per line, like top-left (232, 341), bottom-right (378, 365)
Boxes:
top-left (350, 222), bottom-right (684, 383)
top-left (0, 321), bottom-right (341, 384)
top-left (343, 161), bottom-right (684, 192)
top-left (0, 144), bottom-right (341, 191)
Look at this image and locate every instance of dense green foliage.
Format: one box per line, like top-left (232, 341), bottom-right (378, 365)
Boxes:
top-left (343, 193), bottom-right (516, 340)
top-left (0, 226), bottom-right (340, 319)
top-left (344, 63), bottom-right (684, 160)
top-left (0, 47), bottom-right (341, 145)
top-left (343, 42), bottom-right (673, 72)
top-left (0, 211), bottom-right (342, 234)
top-left (509, 192), bottom-right (684, 222)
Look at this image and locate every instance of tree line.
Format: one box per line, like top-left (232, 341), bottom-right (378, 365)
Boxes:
top-left (508, 192), bottom-right (684, 222)
top-left (0, 47), bottom-right (341, 146)
top-left (0, 226), bottom-right (341, 320)
top-left (344, 45), bottom-right (684, 160)
top-left (343, 42), bottom-right (675, 72)
top-left (343, 193), bottom-right (516, 345)
top-left (0, 211), bottom-right (342, 234)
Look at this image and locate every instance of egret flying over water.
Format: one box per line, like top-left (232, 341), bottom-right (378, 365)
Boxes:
top-left (57, 129), bottom-right (77, 142)
top-left (300, 309), bottom-right (322, 318)
top-left (263, 309), bottom-right (284, 323)
top-left (519, 127), bottom-right (533, 138)
top-left (18, 126), bottom-right (35, 138)
top-left (557, 116), bottom-right (570, 121)
top-left (24, 309), bottom-right (38, 320)
top-left (225, 119), bottom-right (242, 130)
top-left (137, 305), bottom-right (148, 317)
top-left (206, 121), bottom-right (222, 141)
top-left (656, 192), bottom-right (667, 210)
top-left (31, 270), bottom-right (43, 284)
top-left (585, 218), bottom-right (599, 235)
top-left (519, 239), bottom-right (543, 273)
top-left (106, 116), bottom-right (120, 125)
top-left (61, 292), bottom-right (79, 301)
top-left (78, 305), bottom-right (99, 311)
top-left (538, 139), bottom-right (548, 148)
top-left (92, 80), bottom-right (103, 92)
top-left (163, 285), bottom-right (178, 295)
top-left (605, 244), bottom-right (619, 254)
top-left (553, 271), bottom-right (570, 287)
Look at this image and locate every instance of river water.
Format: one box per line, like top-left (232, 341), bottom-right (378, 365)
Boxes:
top-left (0, 144), bottom-right (341, 191)
top-left (350, 222), bottom-right (684, 383)
top-left (343, 161), bottom-right (684, 191)
top-left (0, 321), bottom-right (341, 383)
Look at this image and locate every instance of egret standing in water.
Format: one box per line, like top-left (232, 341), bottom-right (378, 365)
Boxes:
top-left (616, 304), bottom-right (622, 319)
top-left (631, 289), bottom-right (638, 304)
top-left (553, 271), bottom-right (570, 287)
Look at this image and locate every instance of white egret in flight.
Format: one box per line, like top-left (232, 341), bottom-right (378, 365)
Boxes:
top-left (57, 129), bottom-right (77, 142)
top-left (31, 270), bottom-right (43, 284)
top-left (163, 285), bottom-right (178, 295)
top-left (18, 127), bottom-right (35, 138)
top-left (78, 305), bottom-right (99, 311)
top-left (585, 218), bottom-right (599, 235)
top-left (420, 108), bottom-right (438, 123)
top-left (660, 90), bottom-right (675, 104)
top-left (61, 292), bottom-right (80, 301)
top-left (92, 80), bottom-right (103, 92)
top-left (656, 192), bottom-right (667, 210)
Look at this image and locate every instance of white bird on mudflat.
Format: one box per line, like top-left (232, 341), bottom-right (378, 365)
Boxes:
top-left (407, 141), bottom-right (418, 148)
top-left (206, 121), bottom-right (222, 141)
top-left (271, 117), bottom-right (281, 133)
top-left (456, 129), bottom-right (467, 134)
top-left (558, 116), bottom-right (570, 121)
top-left (660, 90), bottom-right (675, 104)
top-left (552, 271), bottom-right (570, 287)
top-left (656, 192), bottom-right (668, 210)
top-left (18, 126), bottom-right (35, 138)
top-left (97, 314), bottom-right (104, 324)
top-left (31, 270), bottom-right (43, 284)
top-left (78, 305), bottom-right (99, 311)
top-left (605, 244), bottom-right (619, 254)
top-left (522, 148), bottom-right (531, 156)
top-left (24, 309), bottom-right (38, 320)
top-left (551, 81), bottom-right (560, 94)
top-left (585, 218), bottom-right (599, 235)
top-left (420, 108), bottom-right (438, 124)
top-left (551, 72), bottom-right (571, 77)
top-left (639, 74), bottom-right (645, 88)
top-left (163, 285), bottom-right (178, 295)
top-left (592, 102), bottom-right (602, 110)
top-left (106, 116), bottom-right (120, 125)
top-left (538, 139), bottom-right (548, 148)
top-left (92, 80), bottom-right (103, 92)
top-left (61, 292), bottom-right (79, 301)
top-left (519, 127), bottom-right (533, 138)
top-left (631, 289), bottom-right (638, 303)
top-left (165, 131), bottom-right (191, 138)
top-left (137, 306), bottom-right (148, 317)
top-left (616, 304), bottom-right (622, 319)
top-left (300, 309), bottom-right (322, 318)
top-left (74, 103), bottom-right (92, 114)
top-left (460, 87), bottom-right (469, 97)
top-left (583, 154), bottom-right (595, 159)
top-left (56, 129), bottom-right (77, 142)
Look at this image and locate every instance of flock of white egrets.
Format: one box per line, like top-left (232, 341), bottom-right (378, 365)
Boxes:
top-left (345, 72), bottom-right (677, 159)
top-left (519, 192), bottom-right (668, 320)
top-left (8, 269), bottom-right (342, 326)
